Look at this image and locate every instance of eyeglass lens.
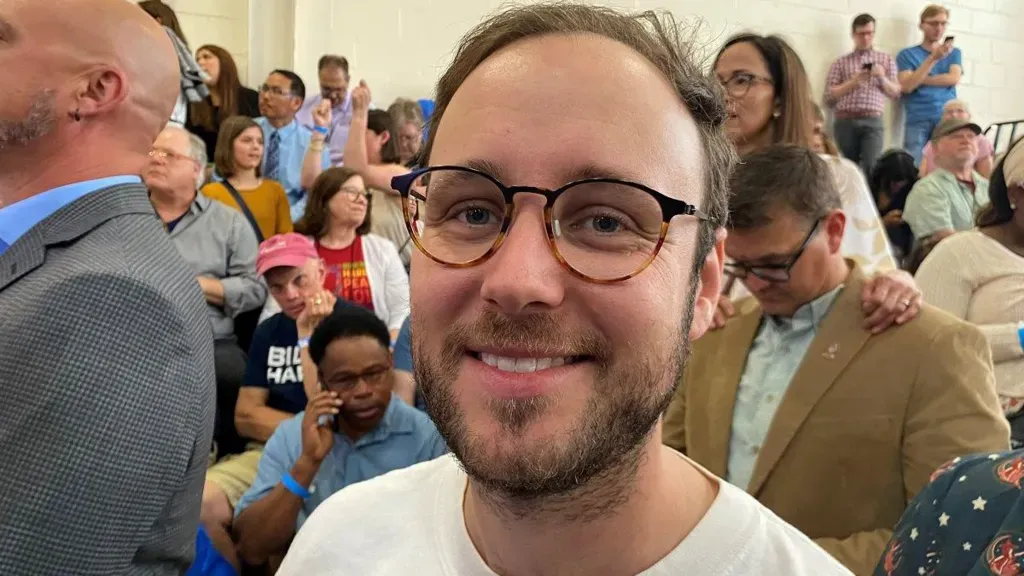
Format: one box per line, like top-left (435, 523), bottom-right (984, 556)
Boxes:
top-left (405, 168), bottom-right (667, 281)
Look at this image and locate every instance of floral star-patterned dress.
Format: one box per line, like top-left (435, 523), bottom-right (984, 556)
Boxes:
top-left (875, 450), bottom-right (1024, 576)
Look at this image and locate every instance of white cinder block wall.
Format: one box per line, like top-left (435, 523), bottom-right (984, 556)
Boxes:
top-left (160, 0), bottom-right (252, 84)
top-left (156, 0), bottom-right (1023, 139)
top-left (288, 0), bottom-right (1024, 141)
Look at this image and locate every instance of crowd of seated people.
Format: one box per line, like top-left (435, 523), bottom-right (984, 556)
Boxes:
top-left (3, 0), bottom-right (1022, 574)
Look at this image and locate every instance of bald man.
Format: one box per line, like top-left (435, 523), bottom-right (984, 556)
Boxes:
top-left (0, 1), bottom-right (216, 574)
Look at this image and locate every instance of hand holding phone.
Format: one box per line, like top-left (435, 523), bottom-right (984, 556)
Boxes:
top-left (302, 390), bottom-right (342, 465)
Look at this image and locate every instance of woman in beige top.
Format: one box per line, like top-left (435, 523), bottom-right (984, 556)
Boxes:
top-left (915, 140), bottom-right (1024, 415)
top-left (342, 81), bottom-right (413, 269)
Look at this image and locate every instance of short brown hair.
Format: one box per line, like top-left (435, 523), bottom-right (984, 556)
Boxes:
top-left (728, 145), bottom-right (841, 229)
top-left (295, 167), bottom-right (373, 238)
top-left (852, 13), bottom-right (875, 31)
top-left (419, 3), bottom-right (734, 272)
top-left (318, 55), bottom-right (350, 75)
top-left (921, 5), bottom-right (949, 22)
top-left (214, 116), bottom-right (262, 178)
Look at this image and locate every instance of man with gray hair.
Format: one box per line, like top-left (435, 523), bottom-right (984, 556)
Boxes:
top-left (0, 0), bottom-right (216, 572)
top-left (664, 144), bottom-right (1008, 574)
top-left (145, 124), bottom-right (267, 459)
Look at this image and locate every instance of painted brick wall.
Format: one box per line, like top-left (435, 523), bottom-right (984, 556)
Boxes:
top-left (162, 0), bottom-right (252, 84)
top-left (290, 0), bottom-right (1024, 138)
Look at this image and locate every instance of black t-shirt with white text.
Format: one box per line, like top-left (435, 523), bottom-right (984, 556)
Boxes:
top-left (244, 301), bottom-right (351, 414)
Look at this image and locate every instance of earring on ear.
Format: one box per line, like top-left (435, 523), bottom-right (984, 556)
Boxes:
top-left (772, 110), bottom-right (781, 118)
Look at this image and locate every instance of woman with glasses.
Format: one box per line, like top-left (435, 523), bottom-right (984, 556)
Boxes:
top-left (263, 167), bottom-right (409, 343)
top-left (712, 34), bottom-right (917, 330)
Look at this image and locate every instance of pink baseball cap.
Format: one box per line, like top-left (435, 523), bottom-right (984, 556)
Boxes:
top-left (256, 233), bottom-right (319, 276)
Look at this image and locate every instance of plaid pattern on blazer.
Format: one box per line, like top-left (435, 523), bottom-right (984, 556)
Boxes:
top-left (0, 184), bottom-right (216, 575)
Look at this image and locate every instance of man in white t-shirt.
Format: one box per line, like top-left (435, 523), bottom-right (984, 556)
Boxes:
top-left (277, 4), bottom-right (851, 575)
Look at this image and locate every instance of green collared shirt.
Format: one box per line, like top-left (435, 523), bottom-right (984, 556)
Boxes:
top-left (903, 168), bottom-right (989, 239)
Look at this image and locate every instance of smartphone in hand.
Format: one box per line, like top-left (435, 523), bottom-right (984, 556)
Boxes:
top-left (944, 35), bottom-right (955, 44)
top-left (862, 62), bottom-right (873, 71)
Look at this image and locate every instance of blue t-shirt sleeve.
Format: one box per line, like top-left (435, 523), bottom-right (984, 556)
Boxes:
top-left (244, 319), bottom-right (275, 389)
top-left (950, 47), bottom-right (963, 68)
top-left (393, 317), bottom-right (413, 373)
top-left (234, 416), bottom-right (301, 519)
top-left (896, 48), bottom-right (915, 72)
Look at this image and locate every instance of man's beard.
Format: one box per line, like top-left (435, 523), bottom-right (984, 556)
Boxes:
top-left (414, 286), bottom-right (696, 519)
top-left (0, 90), bottom-right (57, 151)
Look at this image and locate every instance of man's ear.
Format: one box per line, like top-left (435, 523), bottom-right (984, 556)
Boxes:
top-left (689, 226), bottom-right (727, 342)
top-left (823, 210), bottom-right (846, 255)
top-left (379, 131), bottom-right (391, 146)
top-left (71, 66), bottom-right (129, 120)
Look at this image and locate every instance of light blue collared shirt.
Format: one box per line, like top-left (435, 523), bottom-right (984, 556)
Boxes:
top-left (0, 176), bottom-right (141, 253)
top-left (297, 93), bottom-right (353, 167)
top-left (255, 117), bottom-right (331, 223)
top-left (234, 395), bottom-right (448, 529)
top-left (727, 285), bottom-right (844, 491)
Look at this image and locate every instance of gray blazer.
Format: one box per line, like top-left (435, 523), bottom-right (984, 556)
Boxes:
top-left (0, 183), bottom-right (216, 575)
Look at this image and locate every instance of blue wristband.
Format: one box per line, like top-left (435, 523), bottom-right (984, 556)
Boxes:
top-left (281, 473), bottom-right (312, 499)
top-left (1018, 323), bottom-right (1024, 352)
top-left (313, 125), bottom-right (329, 135)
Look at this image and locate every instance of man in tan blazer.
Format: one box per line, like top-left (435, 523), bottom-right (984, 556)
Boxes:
top-left (663, 145), bottom-right (1009, 575)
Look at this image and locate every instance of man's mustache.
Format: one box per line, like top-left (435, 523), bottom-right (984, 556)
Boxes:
top-left (439, 310), bottom-right (609, 361)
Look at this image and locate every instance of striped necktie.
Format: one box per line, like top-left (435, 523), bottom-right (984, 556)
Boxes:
top-left (264, 131), bottom-right (281, 181)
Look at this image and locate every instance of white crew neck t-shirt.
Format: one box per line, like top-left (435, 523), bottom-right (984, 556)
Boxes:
top-left (278, 453), bottom-right (850, 575)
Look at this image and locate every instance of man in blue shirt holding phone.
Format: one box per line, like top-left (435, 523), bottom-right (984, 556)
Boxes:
top-left (897, 4), bottom-right (963, 165)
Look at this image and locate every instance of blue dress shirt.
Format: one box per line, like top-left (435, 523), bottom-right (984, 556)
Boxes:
top-left (254, 117), bottom-right (331, 222)
top-left (0, 176), bottom-right (141, 254)
top-left (234, 395), bottom-right (447, 529)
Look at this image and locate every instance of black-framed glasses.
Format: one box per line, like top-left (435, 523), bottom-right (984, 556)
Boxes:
top-left (259, 84), bottom-right (294, 98)
top-left (724, 220), bottom-right (821, 283)
top-left (337, 186), bottom-right (370, 202)
top-left (390, 165), bottom-right (716, 284)
top-left (322, 366), bottom-right (390, 393)
top-left (718, 72), bottom-right (774, 98)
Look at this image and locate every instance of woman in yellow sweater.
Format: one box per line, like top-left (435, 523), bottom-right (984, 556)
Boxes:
top-left (202, 115), bottom-right (293, 240)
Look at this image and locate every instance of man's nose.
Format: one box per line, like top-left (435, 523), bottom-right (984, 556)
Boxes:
top-left (478, 198), bottom-right (566, 316)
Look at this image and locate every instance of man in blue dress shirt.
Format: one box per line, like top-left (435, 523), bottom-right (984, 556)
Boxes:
top-left (232, 304), bottom-right (446, 566)
top-left (255, 69), bottom-right (332, 221)
top-left (297, 54), bottom-right (353, 167)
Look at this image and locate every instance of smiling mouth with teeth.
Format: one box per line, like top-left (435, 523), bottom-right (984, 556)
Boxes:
top-left (469, 352), bottom-right (586, 373)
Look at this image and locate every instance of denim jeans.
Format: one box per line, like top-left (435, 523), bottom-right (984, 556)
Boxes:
top-left (904, 117), bottom-right (939, 166)
top-left (834, 116), bottom-right (884, 177)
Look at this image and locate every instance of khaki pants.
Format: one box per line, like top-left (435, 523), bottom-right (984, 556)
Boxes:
top-left (206, 444), bottom-right (264, 507)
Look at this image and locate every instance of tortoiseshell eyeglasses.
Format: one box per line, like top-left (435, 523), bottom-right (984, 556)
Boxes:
top-left (390, 166), bottom-right (715, 283)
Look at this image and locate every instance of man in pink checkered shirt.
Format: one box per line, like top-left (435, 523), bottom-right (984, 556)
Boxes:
top-left (824, 13), bottom-right (902, 177)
